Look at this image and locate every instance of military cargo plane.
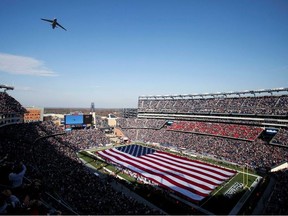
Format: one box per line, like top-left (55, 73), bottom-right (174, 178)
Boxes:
top-left (41, 18), bottom-right (67, 31)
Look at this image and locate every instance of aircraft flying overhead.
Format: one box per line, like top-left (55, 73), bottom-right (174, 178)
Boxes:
top-left (41, 18), bottom-right (67, 31)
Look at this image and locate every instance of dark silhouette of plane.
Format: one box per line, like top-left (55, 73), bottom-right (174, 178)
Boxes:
top-left (41, 18), bottom-right (67, 31)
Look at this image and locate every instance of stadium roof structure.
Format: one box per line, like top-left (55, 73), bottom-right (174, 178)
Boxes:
top-left (139, 87), bottom-right (288, 100)
top-left (0, 84), bottom-right (14, 92)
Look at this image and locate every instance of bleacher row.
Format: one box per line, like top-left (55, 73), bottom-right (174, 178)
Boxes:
top-left (0, 92), bottom-right (26, 114)
top-left (138, 95), bottom-right (288, 116)
top-left (117, 118), bottom-right (166, 129)
top-left (167, 121), bottom-right (263, 141)
top-left (270, 128), bottom-right (288, 146)
top-left (118, 119), bottom-right (264, 141)
top-left (119, 118), bottom-right (288, 169)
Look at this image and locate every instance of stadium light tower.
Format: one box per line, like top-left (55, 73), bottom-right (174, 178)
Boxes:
top-left (90, 102), bottom-right (96, 127)
top-left (0, 84), bottom-right (14, 92)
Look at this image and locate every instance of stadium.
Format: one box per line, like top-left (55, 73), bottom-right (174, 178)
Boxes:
top-left (0, 84), bottom-right (288, 215)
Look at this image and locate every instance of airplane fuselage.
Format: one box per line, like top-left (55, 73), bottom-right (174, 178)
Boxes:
top-left (52, 19), bottom-right (57, 29)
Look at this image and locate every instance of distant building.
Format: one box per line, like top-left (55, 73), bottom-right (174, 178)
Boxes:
top-left (24, 107), bottom-right (44, 123)
top-left (107, 113), bottom-right (117, 127)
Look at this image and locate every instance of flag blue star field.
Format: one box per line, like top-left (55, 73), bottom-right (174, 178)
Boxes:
top-left (97, 144), bottom-right (236, 201)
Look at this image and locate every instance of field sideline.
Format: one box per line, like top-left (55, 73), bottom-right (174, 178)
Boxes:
top-left (78, 143), bottom-right (262, 215)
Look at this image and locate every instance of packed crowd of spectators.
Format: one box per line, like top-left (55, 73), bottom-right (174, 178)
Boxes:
top-left (270, 128), bottom-right (288, 147)
top-left (0, 122), bottom-right (160, 215)
top-left (94, 116), bottom-right (110, 129)
top-left (118, 118), bottom-right (264, 141)
top-left (120, 125), bottom-right (287, 170)
top-left (0, 92), bottom-right (26, 114)
top-left (118, 118), bottom-right (166, 129)
top-left (263, 169), bottom-right (288, 214)
top-left (167, 120), bottom-right (263, 141)
top-left (61, 128), bottom-right (110, 150)
top-left (138, 95), bottom-right (288, 116)
top-left (36, 121), bottom-right (110, 150)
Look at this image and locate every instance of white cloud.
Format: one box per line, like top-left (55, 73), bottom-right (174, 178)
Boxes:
top-left (0, 53), bottom-right (58, 76)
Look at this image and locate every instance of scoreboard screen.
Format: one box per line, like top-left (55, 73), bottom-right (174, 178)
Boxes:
top-left (64, 115), bottom-right (84, 125)
top-left (83, 114), bottom-right (92, 124)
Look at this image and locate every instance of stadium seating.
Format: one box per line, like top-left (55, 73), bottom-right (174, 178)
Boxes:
top-left (0, 92), bottom-right (26, 114)
top-left (118, 118), bottom-right (166, 129)
top-left (1, 90), bottom-right (288, 214)
top-left (0, 92), bottom-right (26, 127)
top-left (0, 122), bottom-right (161, 215)
top-left (270, 128), bottom-right (288, 147)
top-left (138, 95), bottom-right (288, 116)
top-left (166, 120), bottom-right (263, 141)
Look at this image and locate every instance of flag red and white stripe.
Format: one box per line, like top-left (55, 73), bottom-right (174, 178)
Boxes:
top-left (96, 145), bottom-right (236, 202)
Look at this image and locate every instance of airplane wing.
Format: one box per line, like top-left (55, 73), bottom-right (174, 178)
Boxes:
top-left (56, 22), bottom-right (67, 31)
top-left (41, 18), bottom-right (53, 23)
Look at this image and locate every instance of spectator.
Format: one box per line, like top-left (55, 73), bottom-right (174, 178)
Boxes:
top-left (2, 189), bottom-right (21, 213)
top-left (9, 162), bottom-right (26, 189)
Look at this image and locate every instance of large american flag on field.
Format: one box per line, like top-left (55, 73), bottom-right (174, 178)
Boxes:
top-left (97, 144), bottom-right (236, 202)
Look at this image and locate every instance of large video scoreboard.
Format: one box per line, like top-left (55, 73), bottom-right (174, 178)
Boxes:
top-left (65, 115), bottom-right (84, 125)
top-left (64, 114), bottom-right (92, 128)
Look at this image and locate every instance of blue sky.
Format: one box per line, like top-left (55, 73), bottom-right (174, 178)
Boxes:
top-left (0, 0), bottom-right (287, 108)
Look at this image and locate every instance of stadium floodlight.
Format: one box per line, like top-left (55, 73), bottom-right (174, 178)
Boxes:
top-left (0, 84), bottom-right (14, 91)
